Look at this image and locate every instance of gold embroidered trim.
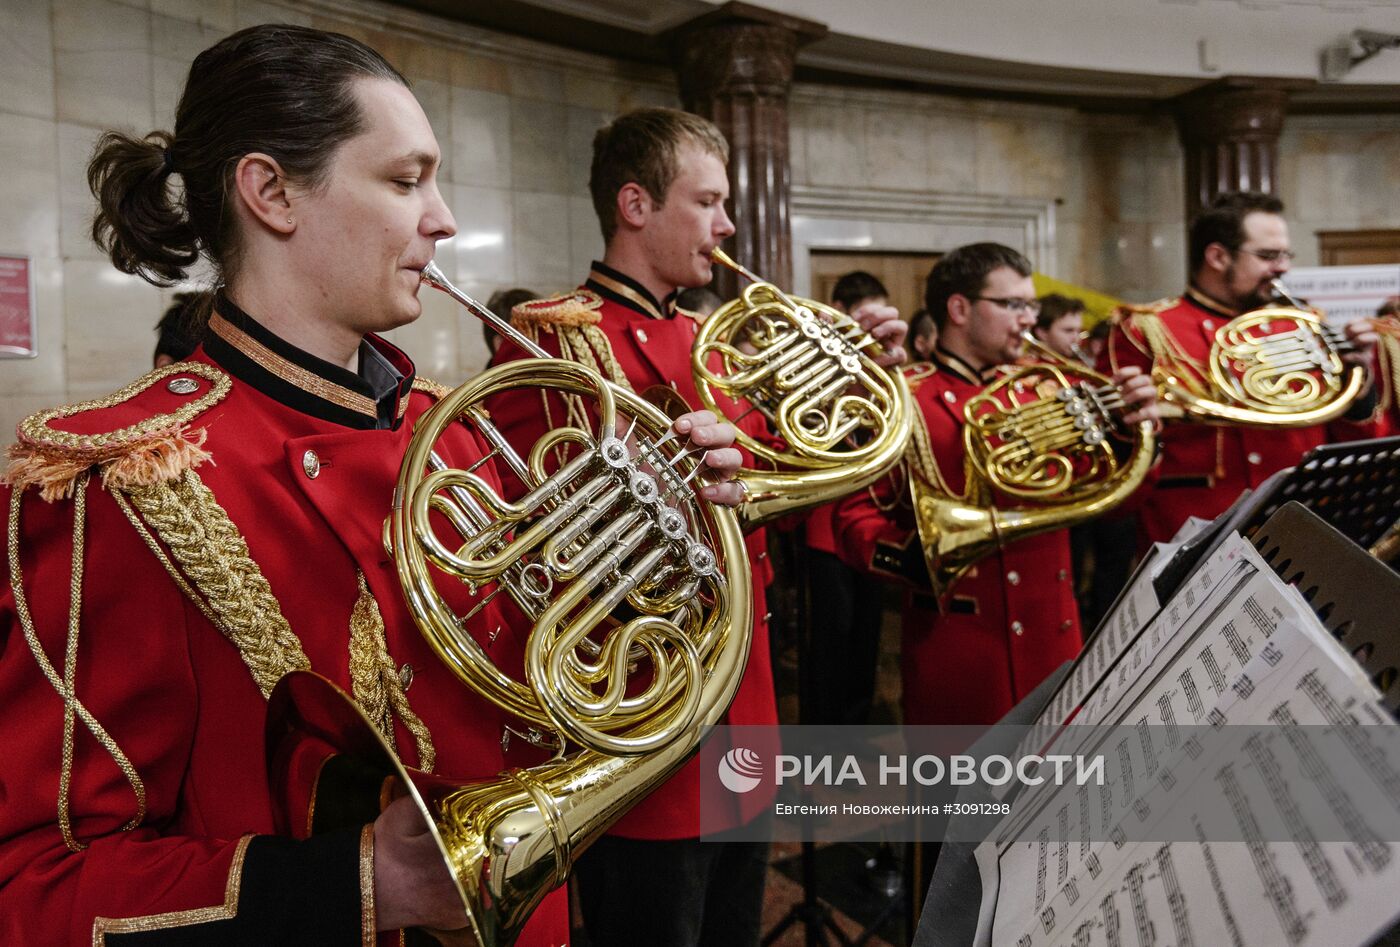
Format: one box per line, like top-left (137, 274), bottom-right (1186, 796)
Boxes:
top-left (119, 470), bottom-right (311, 698)
top-left (359, 824), bottom-right (377, 946)
top-left (906, 404), bottom-right (957, 500)
top-left (8, 481), bottom-right (147, 849)
top-left (59, 474), bottom-right (88, 852)
top-left (6, 362), bottom-right (229, 501)
top-left (210, 313), bottom-right (379, 419)
top-left (1130, 311), bottom-right (1211, 398)
top-left (588, 271), bottom-right (665, 320)
top-left (92, 835), bottom-right (253, 943)
top-left (511, 290), bottom-right (604, 329)
top-left (348, 571), bottom-right (436, 772)
top-left (412, 376), bottom-right (454, 401)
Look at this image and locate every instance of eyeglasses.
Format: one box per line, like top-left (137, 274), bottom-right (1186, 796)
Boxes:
top-left (970, 296), bottom-right (1041, 316)
top-left (1237, 247), bottom-right (1296, 264)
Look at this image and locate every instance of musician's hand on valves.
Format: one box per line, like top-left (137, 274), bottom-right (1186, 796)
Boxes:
top-left (1114, 366), bottom-right (1160, 429)
top-left (373, 795), bottom-right (470, 934)
top-left (1342, 318), bottom-right (1379, 369)
top-left (672, 410), bottom-right (745, 506)
top-left (849, 301), bottom-right (908, 367)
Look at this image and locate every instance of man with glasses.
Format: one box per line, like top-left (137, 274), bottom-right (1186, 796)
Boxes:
top-left (834, 243), bottom-right (1157, 726)
top-left (1104, 191), bottom-right (1380, 547)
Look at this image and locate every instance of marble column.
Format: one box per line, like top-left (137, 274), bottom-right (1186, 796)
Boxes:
top-left (670, 2), bottom-right (826, 296)
top-left (1172, 78), bottom-right (1302, 220)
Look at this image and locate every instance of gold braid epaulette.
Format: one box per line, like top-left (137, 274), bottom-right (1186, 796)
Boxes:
top-left (412, 376), bottom-right (454, 401)
top-left (511, 290), bottom-right (604, 330)
top-left (5, 362), bottom-right (231, 502)
top-left (1109, 297), bottom-right (1190, 374)
top-left (902, 363), bottom-right (938, 390)
top-left (118, 470), bottom-right (311, 697)
top-left (1113, 297), bottom-right (1178, 322)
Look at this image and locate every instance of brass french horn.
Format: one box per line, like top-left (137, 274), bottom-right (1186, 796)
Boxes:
top-left (1131, 280), bottom-right (1366, 427)
top-left (692, 248), bottom-right (913, 529)
top-left (910, 332), bottom-right (1156, 602)
top-left (266, 262), bottom-right (752, 946)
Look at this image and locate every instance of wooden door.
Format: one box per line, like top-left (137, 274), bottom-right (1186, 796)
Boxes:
top-left (809, 250), bottom-right (943, 319)
top-left (1318, 230), bottom-right (1400, 266)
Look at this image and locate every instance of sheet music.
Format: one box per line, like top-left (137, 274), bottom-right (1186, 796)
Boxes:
top-left (974, 536), bottom-right (1400, 947)
top-left (1021, 535), bottom-right (1255, 773)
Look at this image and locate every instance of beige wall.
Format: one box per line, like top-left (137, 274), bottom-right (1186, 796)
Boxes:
top-left (2, 0), bottom-right (1399, 441)
top-left (1280, 113), bottom-right (1400, 268)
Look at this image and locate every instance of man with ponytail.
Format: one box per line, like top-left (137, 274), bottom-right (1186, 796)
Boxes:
top-left (0, 24), bottom-right (742, 945)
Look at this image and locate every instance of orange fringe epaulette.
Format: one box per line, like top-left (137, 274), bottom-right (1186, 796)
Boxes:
top-left (4, 362), bottom-right (231, 502)
top-left (511, 290), bottom-right (604, 331)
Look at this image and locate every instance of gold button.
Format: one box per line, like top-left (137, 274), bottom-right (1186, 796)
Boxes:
top-left (398, 663), bottom-right (414, 691)
top-left (1202, 320), bottom-right (1214, 331)
top-left (1247, 452), bottom-right (1262, 465)
top-left (1061, 620), bottom-right (1073, 631)
top-left (167, 377), bottom-right (199, 395)
top-left (302, 450), bottom-right (321, 479)
top-left (1012, 621), bottom-right (1024, 636)
top-left (757, 551), bottom-right (768, 561)
top-left (944, 391), bottom-right (956, 403)
top-left (763, 611), bottom-right (772, 623)
top-left (1058, 569), bottom-right (1068, 581)
top-left (1007, 571), bottom-right (1020, 585)
top-left (637, 328), bottom-right (649, 344)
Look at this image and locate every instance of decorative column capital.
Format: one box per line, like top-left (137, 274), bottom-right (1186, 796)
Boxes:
top-left (669, 2), bottom-right (826, 106)
top-left (1170, 77), bottom-right (1309, 220)
top-left (1171, 78), bottom-right (1297, 146)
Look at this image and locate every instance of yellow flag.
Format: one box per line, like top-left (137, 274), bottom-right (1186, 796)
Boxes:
top-left (1032, 274), bottom-right (1124, 328)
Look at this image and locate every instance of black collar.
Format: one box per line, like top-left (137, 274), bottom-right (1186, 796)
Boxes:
top-left (585, 261), bottom-right (676, 320)
top-left (1183, 285), bottom-right (1239, 318)
top-left (204, 293), bottom-right (415, 430)
top-left (932, 346), bottom-right (994, 384)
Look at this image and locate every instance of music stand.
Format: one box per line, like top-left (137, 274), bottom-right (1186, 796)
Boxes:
top-left (763, 522), bottom-right (857, 947)
top-left (912, 501), bottom-right (1400, 946)
top-left (1242, 434), bottom-right (1400, 554)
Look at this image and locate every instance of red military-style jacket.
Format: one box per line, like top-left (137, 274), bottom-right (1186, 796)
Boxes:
top-left (486, 260), bottom-right (778, 840)
top-left (0, 298), bottom-right (568, 946)
top-left (1105, 286), bottom-right (1383, 547)
top-left (832, 351), bottom-right (1082, 726)
top-left (1376, 315), bottom-right (1400, 435)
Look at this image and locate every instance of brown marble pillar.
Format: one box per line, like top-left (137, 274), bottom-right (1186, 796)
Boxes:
top-left (669, 2), bottom-right (826, 296)
top-left (1172, 78), bottom-right (1304, 220)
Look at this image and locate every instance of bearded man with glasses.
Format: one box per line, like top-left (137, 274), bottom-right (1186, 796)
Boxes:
top-left (833, 243), bottom-right (1158, 727)
top-left (1103, 191), bottom-right (1382, 548)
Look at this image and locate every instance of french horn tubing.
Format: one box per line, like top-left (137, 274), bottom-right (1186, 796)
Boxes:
top-left (911, 331), bottom-right (1156, 603)
top-left (266, 261), bottom-right (752, 947)
top-left (1134, 279), bottom-right (1366, 427)
top-left (693, 248), bottom-right (914, 529)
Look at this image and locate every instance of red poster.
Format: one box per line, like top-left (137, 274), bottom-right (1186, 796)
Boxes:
top-left (0, 255), bottom-right (35, 358)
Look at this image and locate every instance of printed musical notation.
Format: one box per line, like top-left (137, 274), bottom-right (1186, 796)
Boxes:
top-left (974, 535), bottom-right (1400, 947)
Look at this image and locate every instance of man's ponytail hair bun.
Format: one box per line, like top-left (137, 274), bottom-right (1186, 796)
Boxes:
top-left (88, 129), bottom-right (199, 287)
